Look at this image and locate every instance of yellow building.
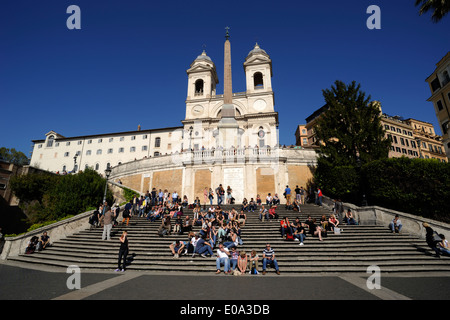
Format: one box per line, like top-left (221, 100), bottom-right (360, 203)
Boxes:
top-left (304, 103), bottom-right (447, 162)
top-left (294, 125), bottom-right (308, 147)
top-left (425, 51), bottom-right (450, 160)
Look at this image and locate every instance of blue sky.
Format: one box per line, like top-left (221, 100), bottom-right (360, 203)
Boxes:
top-left (1, 0), bottom-right (449, 158)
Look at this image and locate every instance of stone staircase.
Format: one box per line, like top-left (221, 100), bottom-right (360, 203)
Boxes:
top-left (7, 203), bottom-right (450, 274)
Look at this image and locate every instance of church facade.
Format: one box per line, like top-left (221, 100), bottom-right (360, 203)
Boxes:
top-left (29, 37), bottom-right (317, 204)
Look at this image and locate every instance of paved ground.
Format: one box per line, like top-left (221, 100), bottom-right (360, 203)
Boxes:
top-left (2, 260), bottom-right (450, 312)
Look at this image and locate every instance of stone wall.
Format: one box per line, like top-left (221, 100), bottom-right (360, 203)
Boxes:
top-left (321, 196), bottom-right (450, 240)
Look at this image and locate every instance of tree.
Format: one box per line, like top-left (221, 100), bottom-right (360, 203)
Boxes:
top-left (314, 80), bottom-right (390, 168)
top-left (0, 147), bottom-right (29, 165)
top-left (415, 0), bottom-right (450, 23)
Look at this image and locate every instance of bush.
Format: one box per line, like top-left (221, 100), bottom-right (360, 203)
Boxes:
top-left (363, 157), bottom-right (450, 222)
top-left (10, 168), bottom-right (114, 225)
top-left (313, 157), bottom-right (360, 203)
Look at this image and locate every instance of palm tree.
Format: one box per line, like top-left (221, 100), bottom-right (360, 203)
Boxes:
top-left (415, 0), bottom-right (450, 22)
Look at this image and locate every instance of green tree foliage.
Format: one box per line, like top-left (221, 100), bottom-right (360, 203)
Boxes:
top-left (313, 157), bottom-right (359, 203)
top-left (415, 0), bottom-right (450, 22)
top-left (9, 168), bottom-right (113, 224)
top-left (0, 147), bottom-right (30, 165)
top-left (363, 157), bottom-right (450, 222)
top-left (314, 80), bottom-right (391, 168)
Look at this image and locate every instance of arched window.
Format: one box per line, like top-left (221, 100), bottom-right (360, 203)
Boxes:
top-left (195, 79), bottom-right (204, 95)
top-left (254, 72), bottom-right (264, 89)
top-left (155, 137), bottom-right (161, 148)
top-left (47, 135), bottom-right (54, 148)
top-left (154, 151), bottom-right (160, 157)
top-left (95, 163), bottom-right (100, 170)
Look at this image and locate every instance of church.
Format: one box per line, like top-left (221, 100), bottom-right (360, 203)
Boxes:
top-left (29, 32), bottom-right (317, 203)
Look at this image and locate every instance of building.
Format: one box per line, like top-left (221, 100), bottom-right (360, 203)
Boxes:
top-left (294, 125), bottom-right (308, 147)
top-left (304, 102), bottom-right (447, 162)
top-left (29, 33), bottom-right (317, 203)
top-left (425, 51), bottom-right (450, 159)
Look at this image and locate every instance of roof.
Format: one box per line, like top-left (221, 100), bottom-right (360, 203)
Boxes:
top-left (31, 125), bottom-right (184, 143)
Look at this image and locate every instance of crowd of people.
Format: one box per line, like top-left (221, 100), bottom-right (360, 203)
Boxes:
top-left (22, 183), bottom-right (449, 274)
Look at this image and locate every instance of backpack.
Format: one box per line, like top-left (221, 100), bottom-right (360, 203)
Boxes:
top-left (285, 233), bottom-right (294, 241)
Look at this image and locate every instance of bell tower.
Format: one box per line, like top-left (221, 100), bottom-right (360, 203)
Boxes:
top-left (185, 50), bottom-right (219, 120)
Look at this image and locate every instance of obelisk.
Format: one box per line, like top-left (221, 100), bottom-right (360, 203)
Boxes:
top-left (217, 26), bottom-right (240, 149)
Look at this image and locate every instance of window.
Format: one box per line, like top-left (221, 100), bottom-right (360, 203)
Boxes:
top-left (95, 163), bottom-right (100, 170)
top-left (77, 140), bottom-right (82, 145)
top-left (120, 137), bottom-right (124, 141)
top-left (86, 150), bottom-right (92, 156)
top-left (154, 152), bottom-right (160, 156)
top-left (142, 146), bottom-right (148, 151)
top-left (302, 129), bottom-right (306, 135)
top-left (131, 136), bottom-right (136, 141)
top-left (405, 139), bottom-right (409, 147)
top-left (108, 148), bottom-right (113, 154)
top-left (62, 165), bottom-right (66, 172)
top-left (431, 77), bottom-right (441, 92)
top-left (402, 148), bottom-right (407, 154)
top-left (55, 142), bottom-right (59, 147)
top-left (47, 135), bottom-right (55, 147)
top-left (400, 138), bottom-right (405, 146)
top-left (396, 128), bottom-right (401, 133)
top-left (168, 143), bottom-right (172, 150)
top-left (396, 147), bottom-right (401, 152)
top-left (66, 142), bottom-right (71, 146)
top-left (130, 147), bottom-right (136, 152)
top-left (38, 144), bottom-right (42, 149)
top-left (393, 136), bottom-right (398, 144)
top-left (155, 137), bottom-right (161, 148)
top-left (390, 126), bottom-right (395, 131)
top-left (119, 147), bottom-right (124, 153)
top-left (258, 127), bottom-right (265, 147)
top-left (411, 141), bottom-right (416, 149)
top-left (143, 134), bottom-right (148, 139)
top-left (384, 125), bottom-right (390, 130)
top-left (109, 138), bottom-right (114, 142)
top-left (437, 100), bottom-right (444, 111)
top-left (254, 72), bottom-right (264, 89)
top-left (195, 79), bottom-right (204, 95)
top-left (96, 149), bottom-right (102, 155)
top-left (76, 151), bottom-right (81, 156)
top-left (302, 138), bottom-right (308, 145)
top-left (64, 152), bottom-right (70, 157)
top-left (88, 140), bottom-right (92, 144)
top-left (98, 139), bottom-right (103, 143)
top-left (422, 142), bottom-right (427, 148)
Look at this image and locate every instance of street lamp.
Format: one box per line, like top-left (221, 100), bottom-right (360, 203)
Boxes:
top-left (73, 154), bottom-right (78, 173)
top-left (103, 164), bottom-right (112, 203)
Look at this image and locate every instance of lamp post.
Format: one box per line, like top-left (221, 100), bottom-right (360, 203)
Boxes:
top-left (73, 154), bottom-right (78, 173)
top-left (103, 164), bottom-right (112, 203)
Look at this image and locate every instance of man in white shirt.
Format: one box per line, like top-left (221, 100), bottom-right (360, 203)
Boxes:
top-left (215, 243), bottom-right (230, 274)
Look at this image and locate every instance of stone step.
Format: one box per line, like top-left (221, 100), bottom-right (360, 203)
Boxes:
top-left (10, 203), bottom-right (450, 274)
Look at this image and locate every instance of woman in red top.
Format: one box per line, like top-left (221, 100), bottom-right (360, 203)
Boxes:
top-left (328, 214), bottom-right (339, 231)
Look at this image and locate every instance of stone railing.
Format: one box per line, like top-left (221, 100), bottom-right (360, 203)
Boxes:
top-left (1, 209), bottom-right (94, 260)
top-left (321, 195), bottom-right (450, 240)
